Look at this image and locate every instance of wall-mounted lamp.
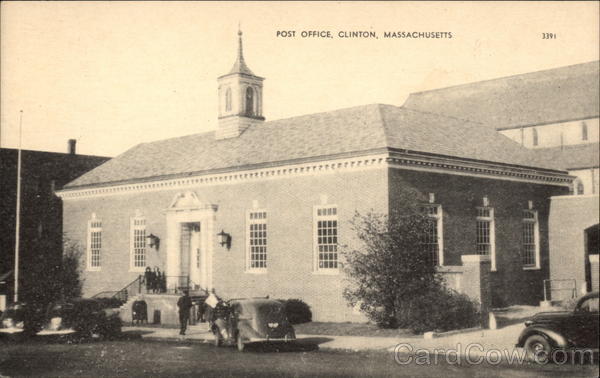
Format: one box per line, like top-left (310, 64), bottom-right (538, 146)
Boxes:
top-left (217, 229), bottom-right (232, 249)
top-left (146, 233), bottom-right (160, 250)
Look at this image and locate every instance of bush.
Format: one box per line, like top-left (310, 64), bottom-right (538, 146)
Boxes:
top-left (396, 288), bottom-right (480, 334)
top-left (279, 299), bottom-right (312, 324)
top-left (341, 191), bottom-right (441, 328)
top-left (94, 297), bottom-right (126, 309)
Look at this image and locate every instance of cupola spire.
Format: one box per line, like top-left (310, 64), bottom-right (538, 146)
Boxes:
top-left (229, 28), bottom-right (254, 76)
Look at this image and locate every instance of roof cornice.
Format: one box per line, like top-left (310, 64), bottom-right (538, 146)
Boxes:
top-left (57, 149), bottom-right (572, 200)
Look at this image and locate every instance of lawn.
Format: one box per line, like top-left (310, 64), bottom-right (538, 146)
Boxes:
top-left (293, 322), bottom-right (418, 338)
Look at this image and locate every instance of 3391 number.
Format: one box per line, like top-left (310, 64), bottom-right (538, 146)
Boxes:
top-left (542, 33), bottom-right (557, 39)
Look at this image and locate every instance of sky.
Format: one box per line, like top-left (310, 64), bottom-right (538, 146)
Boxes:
top-left (1, 1), bottom-right (598, 157)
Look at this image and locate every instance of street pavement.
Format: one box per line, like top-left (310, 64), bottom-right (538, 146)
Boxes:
top-left (1, 337), bottom-right (598, 377)
top-left (123, 321), bottom-right (525, 357)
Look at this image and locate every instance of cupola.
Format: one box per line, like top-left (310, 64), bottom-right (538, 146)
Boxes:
top-left (216, 30), bottom-right (265, 140)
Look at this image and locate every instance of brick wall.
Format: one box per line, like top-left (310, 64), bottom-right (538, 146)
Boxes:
top-left (64, 167), bottom-right (388, 321)
top-left (389, 168), bottom-right (568, 307)
top-left (63, 165), bottom-right (569, 321)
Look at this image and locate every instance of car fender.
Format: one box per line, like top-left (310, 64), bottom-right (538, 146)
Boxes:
top-left (236, 321), bottom-right (260, 342)
top-left (517, 327), bottom-right (569, 349)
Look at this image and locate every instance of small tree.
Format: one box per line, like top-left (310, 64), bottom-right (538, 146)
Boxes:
top-left (20, 238), bottom-right (83, 306)
top-left (342, 189), bottom-right (480, 332)
top-left (342, 189), bottom-right (437, 328)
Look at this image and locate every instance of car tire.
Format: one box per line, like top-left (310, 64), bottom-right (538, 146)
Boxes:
top-left (236, 333), bottom-right (245, 352)
top-left (524, 334), bottom-right (553, 363)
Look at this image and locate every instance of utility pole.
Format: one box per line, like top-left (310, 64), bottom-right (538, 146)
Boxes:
top-left (14, 110), bottom-right (23, 303)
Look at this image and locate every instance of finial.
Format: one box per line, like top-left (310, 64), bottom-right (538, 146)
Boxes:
top-left (237, 27), bottom-right (244, 61)
top-left (227, 24), bottom-right (255, 76)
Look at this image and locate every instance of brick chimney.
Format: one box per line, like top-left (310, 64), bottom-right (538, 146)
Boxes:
top-left (68, 139), bottom-right (76, 155)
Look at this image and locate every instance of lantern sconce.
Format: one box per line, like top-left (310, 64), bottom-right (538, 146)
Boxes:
top-left (146, 233), bottom-right (160, 250)
top-left (217, 229), bottom-right (232, 249)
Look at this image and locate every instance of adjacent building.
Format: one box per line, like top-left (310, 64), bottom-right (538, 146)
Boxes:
top-left (0, 141), bottom-right (110, 302)
top-left (403, 61), bottom-right (600, 300)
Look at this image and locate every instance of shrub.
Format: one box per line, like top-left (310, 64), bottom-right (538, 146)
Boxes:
top-left (341, 189), bottom-right (441, 328)
top-left (342, 189), bottom-right (481, 332)
top-left (94, 297), bottom-right (126, 309)
top-left (280, 299), bottom-right (312, 324)
top-left (396, 288), bottom-right (480, 334)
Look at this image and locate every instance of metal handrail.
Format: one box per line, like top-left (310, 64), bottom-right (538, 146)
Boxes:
top-left (90, 275), bottom-right (142, 303)
top-left (115, 275), bottom-right (143, 302)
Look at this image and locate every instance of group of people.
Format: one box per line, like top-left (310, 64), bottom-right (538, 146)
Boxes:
top-left (143, 267), bottom-right (166, 294)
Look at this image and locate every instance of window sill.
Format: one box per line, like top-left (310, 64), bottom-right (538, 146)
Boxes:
top-left (312, 269), bottom-right (340, 276)
top-left (523, 266), bottom-right (541, 271)
top-left (87, 267), bottom-right (101, 272)
top-left (245, 269), bottom-right (267, 274)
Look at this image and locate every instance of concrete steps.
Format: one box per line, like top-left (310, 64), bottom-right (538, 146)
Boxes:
top-left (120, 294), bottom-right (181, 326)
top-left (119, 293), bottom-right (206, 326)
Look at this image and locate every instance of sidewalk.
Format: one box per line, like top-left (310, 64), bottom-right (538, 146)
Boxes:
top-left (122, 322), bottom-right (526, 358)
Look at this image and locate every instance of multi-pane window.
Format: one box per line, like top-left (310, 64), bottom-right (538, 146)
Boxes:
top-left (248, 211), bottom-right (267, 270)
top-left (476, 207), bottom-right (496, 270)
top-left (315, 206), bottom-right (338, 270)
top-left (131, 217), bottom-right (146, 270)
top-left (476, 207), bottom-right (493, 255)
top-left (522, 210), bottom-right (539, 268)
top-left (88, 219), bottom-right (102, 270)
top-left (421, 205), bottom-right (443, 266)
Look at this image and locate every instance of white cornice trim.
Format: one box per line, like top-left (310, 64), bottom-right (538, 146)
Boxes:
top-left (57, 152), bottom-right (572, 200)
top-left (57, 154), bottom-right (389, 200)
top-left (387, 154), bottom-right (572, 187)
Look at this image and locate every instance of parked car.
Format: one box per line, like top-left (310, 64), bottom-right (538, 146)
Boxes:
top-left (0, 302), bottom-right (27, 335)
top-left (0, 298), bottom-right (122, 340)
top-left (516, 291), bottom-right (599, 362)
top-left (211, 298), bottom-right (296, 351)
top-left (38, 299), bottom-right (122, 339)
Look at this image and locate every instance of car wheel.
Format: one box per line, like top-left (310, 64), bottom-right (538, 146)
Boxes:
top-left (524, 334), bottom-right (553, 363)
top-left (213, 328), bottom-right (222, 347)
top-left (236, 333), bottom-right (245, 352)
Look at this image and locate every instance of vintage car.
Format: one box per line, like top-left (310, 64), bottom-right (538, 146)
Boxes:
top-left (211, 298), bottom-right (296, 351)
top-left (0, 298), bottom-right (121, 339)
top-left (516, 291), bottom-right (599, 361)
top-left (38, 299), bottom-right (122, 339)
top-left (0, 302), bottom-right (27, 335)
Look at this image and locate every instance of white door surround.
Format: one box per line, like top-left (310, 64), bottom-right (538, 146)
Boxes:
top-left (165, 191), bottom-right (217, 291)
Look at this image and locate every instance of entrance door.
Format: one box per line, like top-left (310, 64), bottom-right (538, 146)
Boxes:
top-left (189, 223), bottom-right (202, 288)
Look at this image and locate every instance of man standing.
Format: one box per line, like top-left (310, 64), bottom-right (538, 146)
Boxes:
top-left (177, 290), bottom-right (193, 335)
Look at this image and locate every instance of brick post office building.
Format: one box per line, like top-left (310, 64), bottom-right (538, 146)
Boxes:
top-left (58, 33), bottom-right (573, 321)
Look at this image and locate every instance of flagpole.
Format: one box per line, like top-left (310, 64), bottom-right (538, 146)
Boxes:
top-left (14, 110), bottom-right (23, 303)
